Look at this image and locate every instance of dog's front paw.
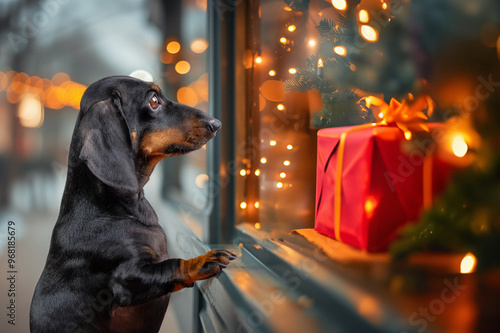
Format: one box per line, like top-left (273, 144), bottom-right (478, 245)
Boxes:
top-left (181, 250), bottom-right (236, 286)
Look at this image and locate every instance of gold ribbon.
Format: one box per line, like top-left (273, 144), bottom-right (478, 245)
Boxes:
top-left (333, 94), bottom-right (434, 243)
top-left (334, 123), bottom-right (377, 242)
top-left (361, 94), bottom-right (434, 140)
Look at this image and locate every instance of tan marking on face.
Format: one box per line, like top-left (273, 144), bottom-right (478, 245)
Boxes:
top-left (140, 128), bottom-right (185, 156)
top-left (151, 84), bottom-right (161, 93)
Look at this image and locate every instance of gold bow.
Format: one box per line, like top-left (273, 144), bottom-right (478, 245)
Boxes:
top-left (360, 94), bottom-right (435, 140)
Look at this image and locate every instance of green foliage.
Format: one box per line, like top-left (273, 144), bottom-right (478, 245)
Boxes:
top-left (391, 153), bottom-right (500, 271)
top-left (311, 90), bottom-right (373, 128)
top-left (316, 17), bottom-right (352, 41)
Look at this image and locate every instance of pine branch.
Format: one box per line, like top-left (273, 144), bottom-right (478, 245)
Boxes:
top-left (283, 0), bottom-right (310, 12)
top-left (316, 17), bottom-right (355, 44)
top-left (311, 89), bottom-right (373, 128)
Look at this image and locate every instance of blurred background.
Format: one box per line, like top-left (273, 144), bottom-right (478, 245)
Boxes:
top-left (2, 0), bottom-right (500, 332)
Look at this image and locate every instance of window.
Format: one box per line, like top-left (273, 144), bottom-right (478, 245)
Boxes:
top-left (235, 0), bottom-right (322, 233)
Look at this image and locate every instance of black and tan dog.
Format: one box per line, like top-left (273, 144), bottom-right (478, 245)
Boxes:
top-left (30, 76), bottom-right (235, 333)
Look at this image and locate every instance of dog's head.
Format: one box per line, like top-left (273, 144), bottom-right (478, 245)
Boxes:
top-left (72, 75), bottom-right (221, 192)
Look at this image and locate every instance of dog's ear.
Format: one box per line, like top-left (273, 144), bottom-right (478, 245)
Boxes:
top-left (77, 96), bottom-right (138, 193)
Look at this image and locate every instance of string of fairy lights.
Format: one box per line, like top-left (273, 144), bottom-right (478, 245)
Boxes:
top-left (236, 0), bottom-right (390, 225)
top-left (235, 0), bottom-right (473, 230)
top-left (236, 2), bottom-right (314, 228)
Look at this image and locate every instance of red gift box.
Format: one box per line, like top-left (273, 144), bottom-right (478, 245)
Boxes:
top-left (315, 123), bottom-right (455, 252)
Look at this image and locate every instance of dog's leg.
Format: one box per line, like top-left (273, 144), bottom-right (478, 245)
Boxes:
top-left (111, 250), bottom-right (236, 307)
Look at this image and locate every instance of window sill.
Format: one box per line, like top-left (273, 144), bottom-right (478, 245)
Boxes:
top-left (155, 198), bottom-right (499, 333)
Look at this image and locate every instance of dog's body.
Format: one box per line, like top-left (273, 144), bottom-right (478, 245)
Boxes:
top-left (30, 76), bottom-right (235, 333)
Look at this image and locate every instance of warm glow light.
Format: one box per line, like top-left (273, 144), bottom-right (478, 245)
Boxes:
top-left (364, 196), bottom-right (377, 219)
top-left (359, 9), bottom-right (369, 23)
top-left (256, 56), bottom-right (263, 64)
top-left (452, 135), bottom-right (468, 157)
top-left (51, 72), bottom-right (70, 85)
top-left (280, 172), bottom-right (286, 178)
top-left (332, 0), bottom-right (347, 10)
top-left (460, 253), bottom-right (476, 274)
top-left (189, 75), bottom-right (209, 102)
top-left (166, 41), bottom-right (181, 54)
top-left (382, 2), bottom-right (388, 9)
top-left (317, 58), bottom-right (324, 68)
top-left (289, 68), bottom-right (297, 74)
top-left (18, 94), bottom-right (44, 128)
top-left (3, 71), bottom-right (87, 110)
top-left (308, 39), bottom-right (316, 47)
top-left (269, 70), bottom-right (276, 76)
top-left (240, 202), bottom-right (248, 209)
top-left (254, 222), bottom-right (261, 229)
top-left (240, 169), bottom-right (247, 176)
top-left (255, 169), bottom-right (261, 176)
top-left (360, 25), bottom-right (379, 42)
top-left (404, 131), bottom-right (412, 140)
top-left (254, 202), bottom-right (260, 209)
top-left (277, 104), bottom-right (285, 111)
top-left (161, 52), bottom-right (174, 64)
top-left (195, 174), bottom-right (209, 188)
top-left (177, 86), bottom-right (198, 106)
top-left (260, 157), bottom-right (267, 164)
top-left (378, 112), bottom-right (384, 119)
top-left (175, 61), bottom-right (191, 74)
top-left (357, 296), bottom-right (381, 323)
top-left (334, 45), bottom-right (347, 56)
top-left (276, 182), bottom-right (283, 189)
top-left (280, 37), bottom-right (288, 44)
top-left (288, 25), bottom-right (296, 32)
top-left (270, 140), bottom-right (277, 146)
top-left (287, 144), bottom-right (293, 150)
top-left (283, 160), bottom-right (290, 166)
top-left (260, 80), bottom-right (286, 102)
top-left (43, 86), bottom-right (63, 109)
top-left (0, 72), bottom-right (7, 91)
top-left (195, 0), bottom-right (207, 10)
top-left (190, 38), bottom-right (209, 53)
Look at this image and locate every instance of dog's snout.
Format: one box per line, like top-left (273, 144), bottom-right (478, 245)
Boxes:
top-left (207, 119), bottom-right (222, 134)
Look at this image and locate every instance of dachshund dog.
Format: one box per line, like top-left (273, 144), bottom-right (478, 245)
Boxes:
top-left (30, 76), bottom-right (235, 333)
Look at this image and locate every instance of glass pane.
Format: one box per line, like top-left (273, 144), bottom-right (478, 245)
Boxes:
top-left (236, 0), bottom-right (322, 232)
top-left (161, 0), bottom-right (211, 213)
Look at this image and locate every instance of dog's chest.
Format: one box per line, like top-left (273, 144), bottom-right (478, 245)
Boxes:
top-left (142, 226), bottom-right (168, 263)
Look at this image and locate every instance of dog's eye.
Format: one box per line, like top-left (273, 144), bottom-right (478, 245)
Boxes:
top-left (149, 95), bottom-right (159, 110)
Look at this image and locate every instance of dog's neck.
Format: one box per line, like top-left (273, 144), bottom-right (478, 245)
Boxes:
top-left (59, 164), bottom-right (159, 226)
top-left (137, 153), bottom-right (165, 187)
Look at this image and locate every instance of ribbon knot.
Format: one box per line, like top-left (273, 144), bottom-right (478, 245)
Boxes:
top-left (360, 94), bottom-right (435, 140)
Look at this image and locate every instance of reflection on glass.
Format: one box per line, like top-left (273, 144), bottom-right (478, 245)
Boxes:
top-left (236, 0), bottom-right (322, 232)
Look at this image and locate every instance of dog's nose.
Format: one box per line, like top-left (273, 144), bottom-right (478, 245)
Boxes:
top-left (207, 119), bottom-right (222, 134)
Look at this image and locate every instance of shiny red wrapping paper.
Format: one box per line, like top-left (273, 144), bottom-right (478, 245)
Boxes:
top-left (315, 124), bottom-right (454, 252)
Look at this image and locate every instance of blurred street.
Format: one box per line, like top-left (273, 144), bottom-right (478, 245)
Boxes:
top-left (0, 211), bottom-right (50, 333)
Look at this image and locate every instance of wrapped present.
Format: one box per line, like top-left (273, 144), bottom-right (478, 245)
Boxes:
top-left (314, 95), bottom-right (458, 252)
